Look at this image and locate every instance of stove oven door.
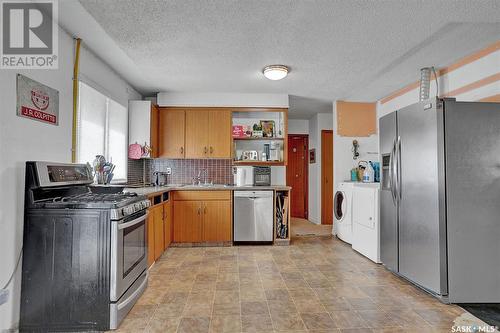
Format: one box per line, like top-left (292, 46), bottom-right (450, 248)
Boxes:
top-left (110, 210), bottom-right (148, 302)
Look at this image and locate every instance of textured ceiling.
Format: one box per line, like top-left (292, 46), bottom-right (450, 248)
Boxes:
top-left (289, 95), bottom-right (333, 119)
top-left (75, 0), bottom-right (500, 115)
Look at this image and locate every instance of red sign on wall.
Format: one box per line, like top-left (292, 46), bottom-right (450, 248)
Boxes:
top-left (16, 74), bottom-right (59, 125)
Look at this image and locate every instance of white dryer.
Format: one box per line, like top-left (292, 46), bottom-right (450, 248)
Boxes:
top-left (352, 183), bottom-right (381, 263)
top-left (333, 182), bottom-right (355, 244)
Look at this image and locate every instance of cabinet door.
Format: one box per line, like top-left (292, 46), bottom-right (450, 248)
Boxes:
top-left (203, 200), bottom-right (232, 242)
top-left (147, 209), bottom-right (155, 267)
top-left (185, 110), bottom-right (209, 158)
top-left (173, 200), bottom-right (202, 243)
top-left (153, 205), bottom-right (164, 260)
top-left (163, 200), bottom-right (172, 250)
top-left (159, 109), bottom-right (185, 158)
top-left (208, 110), bottom-right (231, 158)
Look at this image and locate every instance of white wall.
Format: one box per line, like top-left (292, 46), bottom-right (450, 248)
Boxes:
top-left (378, 48), bottom-right (500, 117)
top-left (157, 92), bottom-right (289, 108)
top-left (0, 26), bottom-right (140, 330)
top-left (288, 119), bottom-right (309, 134)
top-left (307, 113), bottom-right (334, 224)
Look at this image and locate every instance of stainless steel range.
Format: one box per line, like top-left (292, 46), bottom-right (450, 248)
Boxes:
top-left (20, 161), bottom-right (149, 331)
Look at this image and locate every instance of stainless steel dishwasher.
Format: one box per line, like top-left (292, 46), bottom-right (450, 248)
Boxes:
top-left (233, 190), bottom-right (274, 243)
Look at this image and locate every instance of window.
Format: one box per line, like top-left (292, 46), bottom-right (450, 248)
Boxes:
top-left (76, 81), bottom-right (128, 182)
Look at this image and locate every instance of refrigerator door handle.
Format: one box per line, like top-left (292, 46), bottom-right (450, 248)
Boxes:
top-left (396, 136), bottom-right (402, 200)
top-left (389, 139), bottom-right (397, 204)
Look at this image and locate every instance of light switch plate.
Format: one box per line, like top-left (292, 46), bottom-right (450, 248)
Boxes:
top-left (0, 289), bottom-right (9, 305)
top-left (165, 168), bottom-right (172, 175)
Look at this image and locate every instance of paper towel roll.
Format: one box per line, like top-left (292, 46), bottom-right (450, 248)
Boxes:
top-left (236, 168), bottom-right (246, 187)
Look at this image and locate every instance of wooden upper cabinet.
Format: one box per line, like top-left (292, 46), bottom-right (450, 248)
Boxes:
top-left (203, 200), bottom-right (232, 242)
top-left (208, 110), bottom-right (231, 158)
top-left (159, 109), bottom-right (185, 158)
top-left (185, 110), bottom-right (209, 158)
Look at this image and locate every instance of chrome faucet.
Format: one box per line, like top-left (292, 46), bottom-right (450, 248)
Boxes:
top-left (193, 169), bottom-right (210, 186)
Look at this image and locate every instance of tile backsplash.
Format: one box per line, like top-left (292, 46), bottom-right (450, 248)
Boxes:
top-left (152, 159), bottom-right (234, 185)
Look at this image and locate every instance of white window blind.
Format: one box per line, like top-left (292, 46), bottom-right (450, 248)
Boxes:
top-left (76, 81), bottom-right (128, 182)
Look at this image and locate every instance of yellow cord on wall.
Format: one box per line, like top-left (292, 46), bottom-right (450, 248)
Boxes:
top-left (71, 38), bottom-right (82, 163)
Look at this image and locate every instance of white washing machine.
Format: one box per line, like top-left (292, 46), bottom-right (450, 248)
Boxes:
top-left (352, 183), bottom-right (381, 263)
top-left (333, 182), bottom-right (355, 244)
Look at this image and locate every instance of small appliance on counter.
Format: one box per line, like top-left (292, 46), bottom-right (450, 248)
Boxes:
top-left (234, 166), bottom-right (271, 186)
top-left (253, 166), bottom-right (271, 186)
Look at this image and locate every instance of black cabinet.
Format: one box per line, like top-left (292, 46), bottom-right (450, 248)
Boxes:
top-left (20, 209), bottom-right (111, 332)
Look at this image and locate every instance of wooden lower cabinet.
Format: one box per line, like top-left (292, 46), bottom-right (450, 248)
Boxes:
top-left (152, 205), bottom-right (164, 261)
top-left (173, 200), bottom-right (203, 243)
top-left (163, 199), bottom-right (172, 249)
top-left (173, 191), bottom-right (232, 243)
top-left (202, 200), bottom-right (232, 242)
top-left (147, 208), bottom-right (156, 267)
top-left (147, 200), bottom-right (174, 267)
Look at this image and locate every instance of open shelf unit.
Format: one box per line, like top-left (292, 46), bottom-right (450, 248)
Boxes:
top-left (231, 108), bottom-right (288, 166)
top-left (275, 189), bottom-right (291, 245)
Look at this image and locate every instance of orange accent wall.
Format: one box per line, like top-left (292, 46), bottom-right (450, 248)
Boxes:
top-left (479, 94), bottom-right (500, 102)
top-left (442, 73), bottom-right (500, 97)
top-left (336, 101), bottom-right (376, 137)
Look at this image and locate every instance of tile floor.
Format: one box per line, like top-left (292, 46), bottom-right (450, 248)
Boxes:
top-left (114, 237), bottom-right (472, 333)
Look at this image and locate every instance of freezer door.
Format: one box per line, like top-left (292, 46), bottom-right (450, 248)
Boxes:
top-left (397, 99), bottom-right (447, 295)
top-left (445, 100), bottom-right (500, 302)
top-left (379, 112), bottom-right (398, 272)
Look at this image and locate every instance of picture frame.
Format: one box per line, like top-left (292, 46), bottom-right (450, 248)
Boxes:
top-left (260, 120), bottom-right (275, 138)
top-left (309, 149), bottom-right (316, 163)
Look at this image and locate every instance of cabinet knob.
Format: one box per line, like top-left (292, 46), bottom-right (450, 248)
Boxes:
top-left (198, 207), bottom-right (201, 215)
top-left (204, 146), bottom-right (208, 154)
top-left (210, 146), bottom-right (213, 154)
top-left (180, 147), bottom-right (184, 154)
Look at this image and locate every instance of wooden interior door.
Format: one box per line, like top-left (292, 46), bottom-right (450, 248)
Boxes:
top-left (159, 109), bottom-right (185, 158)
top-left (153, 205), bottom-right (164, 260)
top-left (185, 110), bottom-right (209, 158)
top-left (208, 110), bottom-right (232, 158)
top-left (173, 200), bottom-right (202, 242)
top-left (321, 130), bottom-right (334, 225)
top-left (286, 135), bottom-right (308, 218)
top-left (202, 200), bottom-right (232, 242)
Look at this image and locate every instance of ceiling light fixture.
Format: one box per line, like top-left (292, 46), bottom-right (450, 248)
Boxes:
top-left (263, 65), bottom-right (289, 80)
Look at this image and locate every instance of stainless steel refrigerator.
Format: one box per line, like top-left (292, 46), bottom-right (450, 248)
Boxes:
top-left (379, 98), bottom-right (500, 303)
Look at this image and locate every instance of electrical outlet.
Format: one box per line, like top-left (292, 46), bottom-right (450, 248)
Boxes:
top-left (165, 167), bottom-right (172, 175)
top-left (0, 289), bottom-right (9, 305)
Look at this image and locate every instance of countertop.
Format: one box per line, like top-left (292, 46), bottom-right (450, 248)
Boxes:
top-left (124, 184), bottom-right (291, 197)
